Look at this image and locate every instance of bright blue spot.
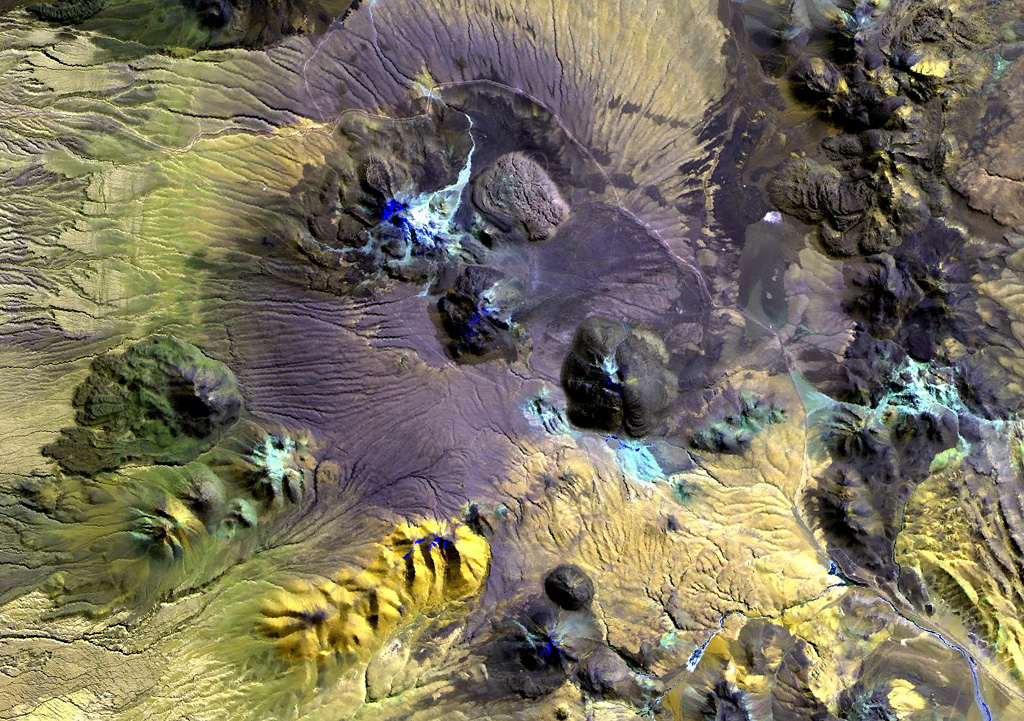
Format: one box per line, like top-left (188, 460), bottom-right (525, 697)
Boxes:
top-left (464, 310), bottom-right (483, 341)
top-left (403, 536), bottom-right (451, 559)
top-left (381, 199), bottom-right (407, 224)
top-left (403, 537), bottom-right (426, 559)
top-left (462, 304), bottom-right (505, 344)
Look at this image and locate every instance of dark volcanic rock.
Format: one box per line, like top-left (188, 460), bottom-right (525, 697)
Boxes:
top-left (766, 0), bottom-right (994, 262)
top-left (543, 564), bottom-right (594, 611)
top-left (792, 57), bottom-right (849, 107)
top-left (24, 0), bottom-right (359, 49)
top-left (561, 317), bottom-right (629, 432)
top-left (561, 317), bottom-right (677, 437)
top-left (843, 254), bottom-right (923, 338)
top-left (806, 367), bottom-right (960, 588)
top-left (26, 0), bottom-right (105, 22)
top-left (289, 107), bottom-right (477, 291)
top-left (489, 601), bottom-right (601, 699)
top-left (701, 680), bottom-right (753, 721)
top-left (805, 331), bottom-right (907, 407)
top-left (838, 682), bottom-right (899, 721)
top-left (770, 152), bottom-right (923, 257)
top-left (437, 266), bottom-right (525, 362)
top-left (190, 0), bottom-right (233, 28)
top-left (43, 335), bottom-right (242, 475)
top-left (616, 329), bottom-right (678, 437)
top-left (689, 390), bottom-right (785, 454)
top-left (575, 647), bottom-right (635, 699)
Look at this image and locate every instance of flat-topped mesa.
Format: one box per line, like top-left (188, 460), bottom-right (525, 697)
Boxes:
top-left (472, 152), bottom-right (570, 243)
top-left (258, 520), bottom-right (490, 666)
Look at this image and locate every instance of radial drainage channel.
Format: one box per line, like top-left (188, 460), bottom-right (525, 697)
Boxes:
top-left (363, 0), bottom-right (478, 261)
